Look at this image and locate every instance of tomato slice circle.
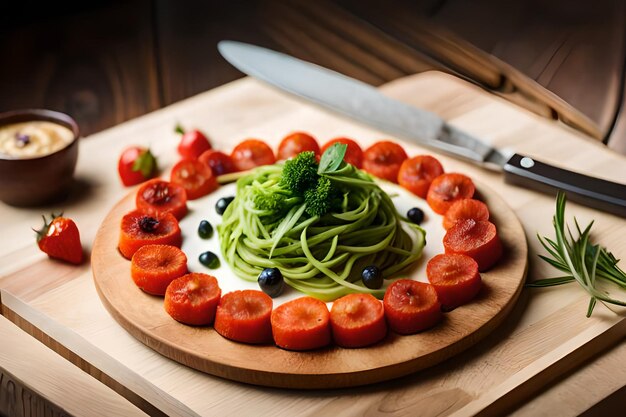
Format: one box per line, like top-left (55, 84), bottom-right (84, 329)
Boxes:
top-left (398, 155), bottom-right (444, 198)
top-left (164, 273), bottom-right (221, 325)
top-left (330, 293), bottom-right (387, 348)
top-left (443, 219), bottom-right (503, 271)
top-left (383, 280), bottom-right (442, 334)
top-left (170, 159), bottom-right (217, 200)
top-left (426, 173), bottom-right (475, 215)
top-left (362, 141), bottom-right (408, 182)
top-left (231, 139), bottom-right (276, 171)
top-left (136, 179), bottom-right (188, 220)
top-left (426, 253), bottom-right (481, 310)
top-left (277, 132), bottom-right (320, 160)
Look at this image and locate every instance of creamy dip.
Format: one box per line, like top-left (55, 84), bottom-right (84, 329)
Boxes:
top-left (0, 121), bottom-right (74, 158)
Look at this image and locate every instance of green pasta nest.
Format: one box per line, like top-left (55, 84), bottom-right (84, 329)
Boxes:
top-left (217, 162), bottom-right (426, 301)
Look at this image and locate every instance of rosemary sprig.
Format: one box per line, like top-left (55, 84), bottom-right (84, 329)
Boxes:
top-left (527, 192), bottom-right (626, 317)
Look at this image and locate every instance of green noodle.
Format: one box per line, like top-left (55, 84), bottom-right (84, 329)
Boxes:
top-left (217, 163), bottom-right (425, 301)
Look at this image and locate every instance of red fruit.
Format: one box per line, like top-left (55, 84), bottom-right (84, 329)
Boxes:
top-left (170, 159), bottom-right (217, 200)
top-left (130, 244), bottom-right (188, 296)
top-left (397, 155), bottom-right (444, 198)
top-left (426, 253), bottom-right (482, 310)
top-left (136, 179), bottom-right (188, 220)
top-left (321, 137), bottom-right (363, 168)
top-left (118, 210), bottom-right (182, 259)
top-left (330, 293), bottom-right (387, 348)
top-left (214, 290), bottom-right (273, 344)
top-left (426, 173), bottom-right (475, 215)
top-left (277, 132), bottom-right (320, 160)
top-left (35, 214), bottom-right (83, 264)
top-left (164, 273), bottom-right (221, 325)
top-left (175, 125), bottom-right (212, 160)
top-left (118, 146), bottom-right (157, 187)
top-left (271, 296), bottom-right (331, 351)
top-left (383, 280), bottom-right (442, 334)
top-left (362, 141), bottom-right (408, 182)
top-left (198, 149), bottom-right (237, 176)
top-left (231, 139), bottom-right (276, 171)
top-left (443, 219), bottom-right (503, 271)
top-left (443, 199), bottom-right (490, 230)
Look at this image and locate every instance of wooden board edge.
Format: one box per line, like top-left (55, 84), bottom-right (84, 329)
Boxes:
top-left (0, 290), bottom-right (199, 417)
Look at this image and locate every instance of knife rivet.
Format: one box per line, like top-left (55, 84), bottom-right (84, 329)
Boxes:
top-left (520, 157), bottom-right (535, 169)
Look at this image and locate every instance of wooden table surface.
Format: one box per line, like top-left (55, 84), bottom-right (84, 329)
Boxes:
top-left (1, 71), bottom-right (626, 416)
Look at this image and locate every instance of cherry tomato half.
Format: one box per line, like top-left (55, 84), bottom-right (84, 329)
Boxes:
top-left (136, 179), bottom-right (188, 220)
top-left (198, 149), bottom-right (237, 176)
top-left (362, 141), bottom-right (408, 182)
top-left (426, 173), bottom-right (475, 215)
top-left (231, 139), bottom-right (276, 171)
top-left (277, 132), bottom-right (320, 160)
top-left (321, 137), bottom-right (363, 168)
top-left (398, 155), bottom-right (444, 198)
top-left (170, 159), bottom-right (217, 200)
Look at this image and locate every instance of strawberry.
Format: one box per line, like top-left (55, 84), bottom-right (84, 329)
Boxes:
top-left (35, 214), bottom-right (83, 264)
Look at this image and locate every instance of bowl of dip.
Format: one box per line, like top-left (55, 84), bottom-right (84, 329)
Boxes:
top-left (0, 109), bottom-right (80, 206)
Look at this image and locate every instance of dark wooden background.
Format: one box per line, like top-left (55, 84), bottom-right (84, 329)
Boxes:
top-left (2, 0), bottom-right (625, 152)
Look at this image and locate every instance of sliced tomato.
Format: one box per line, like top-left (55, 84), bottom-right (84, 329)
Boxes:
top-left (170, 159), bottom-right (217, 200)
top-left (198, 149), bottom-right (237, 176)
top-left (398, 155), bottom-right (444, 198)
top-left (383, 279), bottom-right (442, 334)
top-left (118, 210), bottom-right (182, 259)
top-left (130, 244), bottom-right (188, 295)
top-left (231, 139), bottom-right (276, 171)
top-left (330, 293), bottom-right (387, 348)
top-left (443, 219), bottom-right (503, 271)
top-left (426, 253), bottom-right (481, 310)
top-left (271, 296), bottom-right (331, 351)
top-left (362, 141), bottom-right (408, 182)
top-left (136, 179), bottom-right (188, 220)
top-left (426, 173), bottom-right (475, 215)
top-left (321, 137), bottom-right (363, 168)
top-left (214, 290), bottom-right (273, 344)
top-left (164, 273), bottom-right (221, 325)
top-left (277, 132), bottom-right (320, 160)
top-left (443, 198), bottom-right (490, 230)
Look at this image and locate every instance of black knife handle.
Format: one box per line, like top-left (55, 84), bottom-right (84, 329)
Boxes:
top-left (503, 153), bottom-right (626, 217)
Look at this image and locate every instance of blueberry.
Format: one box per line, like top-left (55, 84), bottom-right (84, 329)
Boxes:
top-left (216, 196), bottom-right (235, 215)
top-left (361, 265), bottom-right (383, 289)
top-left (258, 267), bottom-right (285, 298)
top-left (199, 251), bottom-right (220, 269)
top-left (197, 220), bottom-right (213, 239)
top-left (407, 207), bottom-right (425, 224)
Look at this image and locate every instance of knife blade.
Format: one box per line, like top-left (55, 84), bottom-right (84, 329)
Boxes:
top-left (218, 40), bottom-right (626, 217)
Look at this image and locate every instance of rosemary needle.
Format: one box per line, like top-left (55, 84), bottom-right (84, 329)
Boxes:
top-left (527, 192), bottom-right (626, 317)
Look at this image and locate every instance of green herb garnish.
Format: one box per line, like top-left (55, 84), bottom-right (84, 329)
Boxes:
top-left (318, 142), bottom-right (347, 174)
top-left (529, 192), bottom-right (626, 317)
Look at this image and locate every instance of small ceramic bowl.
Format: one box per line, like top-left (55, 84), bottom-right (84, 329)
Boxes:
top-left (0, 109), bottom-right (80, 206)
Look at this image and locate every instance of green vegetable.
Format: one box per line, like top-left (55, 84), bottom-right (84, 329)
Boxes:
top-left (318, 142), bottom-right (347, 174)
top-left (217, 159), bottom-right (425, 301)
top-left (529, 192), bottom-right (626, 317)
top-left (280, 151), bottom-right (319, 194)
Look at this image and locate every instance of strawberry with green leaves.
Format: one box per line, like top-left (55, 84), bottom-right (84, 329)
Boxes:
top-left (118, 146), bottom-right (157, 186)
top-left (35, 214), bottom-right (83, 264)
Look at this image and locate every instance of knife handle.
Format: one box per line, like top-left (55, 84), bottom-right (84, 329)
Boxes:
top-left (503, 153), bottom-right (626, 217)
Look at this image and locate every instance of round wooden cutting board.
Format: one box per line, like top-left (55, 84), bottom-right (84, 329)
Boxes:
top-left (92, 183), bottom-right (527, 389)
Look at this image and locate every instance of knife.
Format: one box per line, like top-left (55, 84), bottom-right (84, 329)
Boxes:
top-left (218, 41), bottom-right (626, 217)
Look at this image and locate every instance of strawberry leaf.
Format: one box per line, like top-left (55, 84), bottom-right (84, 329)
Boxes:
top-left (132, 149), bottom-right (156, 178)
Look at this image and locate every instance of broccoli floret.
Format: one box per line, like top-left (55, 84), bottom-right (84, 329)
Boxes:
top-left (254, 191), bottom-right (287, 211)
top-left (280, 151), bottom-right (319, 194)
top-left (304, 176), bottom-right (340, 216)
